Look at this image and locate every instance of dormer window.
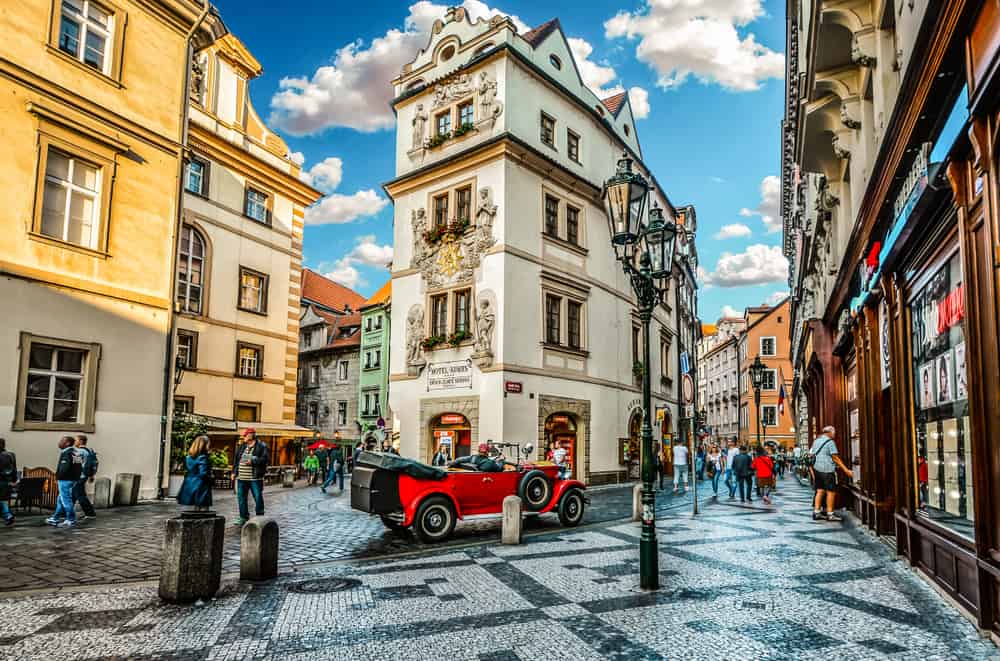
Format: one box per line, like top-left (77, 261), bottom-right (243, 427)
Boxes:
top-left (440, 44), bottom-right (456, 61)
top-left (549, 54), bottom-right (562, 70)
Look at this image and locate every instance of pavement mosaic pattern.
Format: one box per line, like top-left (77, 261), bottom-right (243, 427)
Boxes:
top-left (1, 480), bottom-right (996, 660)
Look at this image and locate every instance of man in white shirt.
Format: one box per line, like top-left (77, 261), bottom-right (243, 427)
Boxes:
top-left (672, 440), bottom-right (689, 493)
top-left (725, 439), bottom-right (740, 500)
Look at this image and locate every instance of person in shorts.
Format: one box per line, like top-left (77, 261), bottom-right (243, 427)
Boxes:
top-left (809, 426), bottom-right (852, 521)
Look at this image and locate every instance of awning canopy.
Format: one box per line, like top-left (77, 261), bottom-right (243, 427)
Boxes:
top-left (195, 415), bottom-right (318, 438)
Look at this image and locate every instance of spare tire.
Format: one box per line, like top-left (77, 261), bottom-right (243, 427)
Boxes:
top-left (518, 470), bottom-right (553, 511)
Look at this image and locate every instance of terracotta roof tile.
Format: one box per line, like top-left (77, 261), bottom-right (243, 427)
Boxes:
top-left (364, 280), bottom-right (391, 306)
top-left (522, 18), bottom-right (560, 48)
top-left (301, 268), bottom-right (366, 313)
top-left (601, 91), bottom-right (628, 116)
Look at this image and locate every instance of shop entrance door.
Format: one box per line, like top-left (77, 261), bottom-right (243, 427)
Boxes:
top-left (554, 433), bottom-right (576, 479)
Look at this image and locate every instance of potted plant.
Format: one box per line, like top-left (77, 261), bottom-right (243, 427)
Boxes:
top-left (453, 122), bottom-right (474, 138)
top-left (447, 329), bottom-right (471, 347)
top-left (421, 334), bottom-right (447, 350)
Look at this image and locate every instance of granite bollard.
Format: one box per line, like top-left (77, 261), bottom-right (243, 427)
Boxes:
top-left (113, 473), bottom-right (141, 506)
top-left (240, 517), bottom-right (279, 581)
top-left (93, 477), bottom-right (112, 509)
top-left (159, 512), bottom-right (225, 603)
top-left (501, 495), bottom-right (523, 545)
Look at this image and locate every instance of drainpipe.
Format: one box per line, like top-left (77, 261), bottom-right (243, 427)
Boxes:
top-left (156, 1), bottom-right (213, 499)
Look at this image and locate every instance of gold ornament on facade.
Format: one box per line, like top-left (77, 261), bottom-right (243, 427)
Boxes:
top-left (436, 234), bottom-right (463, 278)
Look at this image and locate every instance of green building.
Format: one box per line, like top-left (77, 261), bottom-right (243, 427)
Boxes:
top-left (358, 281), bottom-right (391, 442)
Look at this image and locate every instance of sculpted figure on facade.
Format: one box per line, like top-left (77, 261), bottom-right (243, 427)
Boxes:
top-left (411, 207), bottom-right (429, 268)
top-left (478, 71), bottom-right (502, 124)
top-left (406, 305), bottom-right (427, 376)
top-left (434, 73), bottom-right (474, 109)
top-left (189, 55), bottom-right (205, 102)
top-left (411, 104), bottom-right (428, 151)
top-left (473, 186), bottom-right (498, 249)
top-left (473, 297), bottom-right (496, 367)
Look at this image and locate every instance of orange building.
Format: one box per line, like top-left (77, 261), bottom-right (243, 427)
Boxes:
top-left (738, 299), bottom-right (794, 448)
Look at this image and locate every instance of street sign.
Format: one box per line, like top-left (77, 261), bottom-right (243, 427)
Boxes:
top-left (680, 351), bottom-right (690, 374)
top-left (682, 374), bottom-right (695, 404)
top-left (504, 381), bottom-right (523, 394)
top-left (683, 404), bottom-right (695, 419)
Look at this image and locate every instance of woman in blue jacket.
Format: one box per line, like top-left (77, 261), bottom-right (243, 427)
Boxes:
top-left (177, 435), bottom-right (213, 511)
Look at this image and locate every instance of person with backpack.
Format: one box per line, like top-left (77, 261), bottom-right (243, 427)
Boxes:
top-left (751, 446), bottom-right (776, 505)
top-left (0, 438), bottom-right (17, 526)
top-left (47, 436), bottom-right (82, 528)
top-left (805, 425), bottom-right (853, 521)
top-left (73, 435), bottom-right (97, 520)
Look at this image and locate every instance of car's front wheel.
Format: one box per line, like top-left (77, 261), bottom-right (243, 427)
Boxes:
top-left (413, 496), bottom-right (456, 543)
top-left (558, 488), bottom-right (585, 527)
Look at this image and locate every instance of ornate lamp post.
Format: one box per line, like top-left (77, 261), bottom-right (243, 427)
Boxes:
top-left (749, 355), bottom-right (766, 448)
top-left (603, 153), bottom-right (678, 590)
top-left (172, 353), bottom-right (187, 393)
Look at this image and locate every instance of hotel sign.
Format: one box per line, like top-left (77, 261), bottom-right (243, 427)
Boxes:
top-left (427, 359), bottom-right (473, 391)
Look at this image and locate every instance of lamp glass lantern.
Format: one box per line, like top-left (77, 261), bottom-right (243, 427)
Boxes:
top-left (603, 152), bottom-right (650, 262)
top-left (749, 355), bottom-right (766, 392)
top-left (643, 202), bottom-right (678, 283)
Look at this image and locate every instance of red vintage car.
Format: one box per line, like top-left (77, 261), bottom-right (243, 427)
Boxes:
top-left (350, 445), bottom-right (587, 543)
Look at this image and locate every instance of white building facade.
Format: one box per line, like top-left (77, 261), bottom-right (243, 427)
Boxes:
top-left (386, 10), bottom-right (692, 484)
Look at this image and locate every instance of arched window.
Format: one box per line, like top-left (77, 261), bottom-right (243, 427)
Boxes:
top-left (177, 224), bottom-right (206, 314)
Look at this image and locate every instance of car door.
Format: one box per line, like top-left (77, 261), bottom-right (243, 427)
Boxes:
top-left (476, 467), bottom-right (519, 514)
top-left (448, 469), bottom-right (484, 516)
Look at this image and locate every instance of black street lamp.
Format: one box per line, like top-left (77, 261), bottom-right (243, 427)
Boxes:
top-left (603, 152), bottom-right (677, 591)
top-left (172, 353), bottom-right (187, 393)
top-left (748, 355), bottom-right (766, 448)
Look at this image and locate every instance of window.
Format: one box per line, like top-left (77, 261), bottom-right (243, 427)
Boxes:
top-left (41, 147), bottom-right (101, 249)
top-left (238, 268), bottom-right (268, 314)
top-left (458, 100), bottom-right (474, 127)
top-left (436, 111), bottom-right (451, 137)
top-left (244, 187), bottom-right (269, 223)
top-left (337, 401), bottom-right (348, 426)
top-left (17, 336), bottom-right (99, 430)
top-left (549, 54), bottom-right (562, 69)
top-left (375, 315), bottom-right (383, 330)
top-left (566, 205), bottom-right (580, 245)
top-left (173, 397), bottom-right (193, 415)
top-left (567, 301), bottom-right (582, 349)
top-left (176, 225), bottom-right (205, 314)
top-left (373, 392), bottom-right (381, 415)
top-left (632, 325), bottom-right (641, 365)
top-left (364, 351), bottom-right (372, 369)
top-left (308, 401), bottom-right (319, 427)
top-left (660, 336), bottom-right (671, 381)
top-left (303, 329), bottom-right (314, 349)
top-left (176, 330), bottom-right (198, 369)
top-left (544, 195), bottom-right (559, 237)
top-left (362, 392), bottom-right (371, 415)
top-left (431, 294), bottom-right (448, 336)
top-left (234, 401), bottom-right (260, 422)
top-left (309, 364), bottom-right (319, 386)
top-left (374, 349), bottom-right (381, 368)
top-left (762, 369), bottom-right (777, 391)
top-left (760, 337), bottom-right (777, 356)
top-left (761, 405), bottom-right (778, 427)
top-left (337, 360), bottom-right (349, 382)
top-left (567, 130), bottom-right (580, 162)
top-left (365, 317), bottom-right (373, 332)
top-left (185, 158), bottom-right (208, 196)
top-left (57, 0), bottom-right (114, 74)
top-left (540, 112), bottom-right (555, 147)
top-left (545, 294), bottom-right (561, 344)
top-left (455, 186), bottom-right (472, 224)
top-left (236, 343), bottom-right (263, 379)
top-left (433, 194), bottom-right (449, 229)
top-left (454, 289), bottom-right (471, 335)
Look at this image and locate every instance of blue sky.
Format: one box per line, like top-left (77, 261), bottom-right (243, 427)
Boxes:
top-left (215, 0), bottom-right (790, 320)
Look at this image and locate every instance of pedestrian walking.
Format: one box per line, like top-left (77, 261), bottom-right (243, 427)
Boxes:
top-left (177, 435), bottom-right (213, 511)
top-left (73, 435), bottom-right (97, 520)
top-left (232, 428), bottom-right (269, 526)
top-left (47, 436), bottom-right (82, 528)
top-left (695, 445), bottom-right (706, 481)
top-left (672, 438), bottom-right (689, 493)
top-left (303, 449), bottom-right (320, 485)
top-left (352, 442), bottom-right (364, 471)
top-left (657, 442), bottom-right (668, 490)
top-left (0, 438), bottom-right (17, 526)
top-left (706, 444), bottom-right (723, 497)
top-left (315, 446), bottom-right (329, 483)
top-left (731, 445), bottom-right (754, 504)
top-left (752, 447), bottom-right (776, 504)
top-left (321, 444), bottom-right (345, 493)
top-left (724, 439), bottom-right (739, 500)
top-left (807, 425), bottom-right (852, 521)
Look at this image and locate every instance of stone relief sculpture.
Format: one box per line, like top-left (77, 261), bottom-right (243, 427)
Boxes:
top-left (411, 207), bottom-right (428, 268)
top-left (411, 104), bottom-right (428, 151)
top-left (474, 186), bottom-right (498, 247)
top-left (472, 298), bottom-right (495, 367)
top-left (840, 104), bottom-right (861, 130)
top-left (433, 73), bottom-right (474, 109)
top-left (477, 72), bottom-right (503, 125)
top-left (414, 187), bottom-right (498, 290)
top-left (831, 134), bottom-right (851, 161)
top-left (406, 305), bottom-right (427, 376)
top-left (189, 55), bottom-right (205, 103)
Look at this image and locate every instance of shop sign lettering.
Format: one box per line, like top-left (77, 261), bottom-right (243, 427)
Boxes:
top-left (936, 284), bottom-right (965, 335)
top-left (427, 359), bottom-right (473, 391)
top-left (880, 299), bottom-right (891, 390)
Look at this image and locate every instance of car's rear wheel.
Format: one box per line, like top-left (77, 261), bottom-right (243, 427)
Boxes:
top-left (413, 496), bottom-right (456, 543)
top-left (518, 470), bottom-right (553, 511)
top-left (379, 515), bottom-right (406, 532)
top-left (558, 488), bottom-right (585, 527)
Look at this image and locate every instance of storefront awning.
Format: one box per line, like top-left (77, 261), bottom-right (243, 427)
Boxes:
top-left (196, 415), bottom-right (317, 438)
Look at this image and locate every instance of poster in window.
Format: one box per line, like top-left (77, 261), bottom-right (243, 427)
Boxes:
top-left (919, 362), bottom-right (936, 410)
top-left (954, 342), bottom-right (967, 401)
top-left (936, 350), bottom-right (954, 406)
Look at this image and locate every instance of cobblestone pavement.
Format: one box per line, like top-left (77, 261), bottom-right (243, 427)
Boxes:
top-left (0, 476), bottom-right (702, 593)
top-left (2, 480), bottom-right (997, 660)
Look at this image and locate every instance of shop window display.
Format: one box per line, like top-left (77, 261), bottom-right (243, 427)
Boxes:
top-left (910, 251), bottom-right (972, 539)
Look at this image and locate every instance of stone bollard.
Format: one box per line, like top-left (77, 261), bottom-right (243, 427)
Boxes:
top-left (241, 517), bottom-right (279, 581)
top-left (632, 484), bottom-right (642, 522)
top-left (93, 477), bottom-right (112, 509)
top-left (159, 512), bottom-right (225, 603)
top-left (282, 469), bottom-right (294, 488)
top-left (113, 473), bottom-right (141, 506)
top-left (501, 495), bottom-right (523, 545)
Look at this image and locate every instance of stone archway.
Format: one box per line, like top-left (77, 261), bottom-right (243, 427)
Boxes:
top-left (537, 395), bottom-right (591, 482)
top-left (419, 396), bottom-right (479, 462)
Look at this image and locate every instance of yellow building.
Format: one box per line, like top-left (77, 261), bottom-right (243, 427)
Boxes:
top-left (1, 0), bottom-right (223, 498)
top-left (171, 33), bottom-right (323, 481)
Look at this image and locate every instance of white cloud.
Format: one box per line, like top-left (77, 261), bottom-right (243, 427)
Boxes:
top-left (305, 190), bottom-right (389, 225)
top-left (269, 2), bottom-right (528, 135)
top-left (322, 235), bottom-right (395, 289)
top-left (701, 244), bottom-right (789, 287)
top-left (324, 262), bottom-right (362, 289)
top-left (289, 151), bottom-right (306, 166)
top-left (298, 157), bottom-right (344, 193)
top-left (627, 86), bottom-right (650, 119)
top-left (605, 0), bottom-right (784, 92)
top-left (568, 38), bottom-right (651, 120)
top-left (721, 305), bottom-right (741, 318)
top-left (714, 223), bottom-right (752, 239)
top-left (765, 291), bottom-right (789, 306)
top-left (739, 175), bottom-right (781, 233)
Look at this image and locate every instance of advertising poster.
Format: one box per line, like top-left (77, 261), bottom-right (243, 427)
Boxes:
top-left (937, 350), bottom-right (954, 406)
top-left (919, 362), bottom-right (936, 410)
top-left (954, 342), bottom-right (967, 401)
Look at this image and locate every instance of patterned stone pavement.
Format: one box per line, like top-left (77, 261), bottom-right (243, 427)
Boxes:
top-left (1, 480), bottom-right (997, 660)
top-left (0, 477), bottom-right (694, 593)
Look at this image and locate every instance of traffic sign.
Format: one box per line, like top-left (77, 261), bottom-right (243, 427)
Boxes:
top-left (683, 404), bottom-right (695, 419)
top-left (682, 374), bottom-right (695, 404)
